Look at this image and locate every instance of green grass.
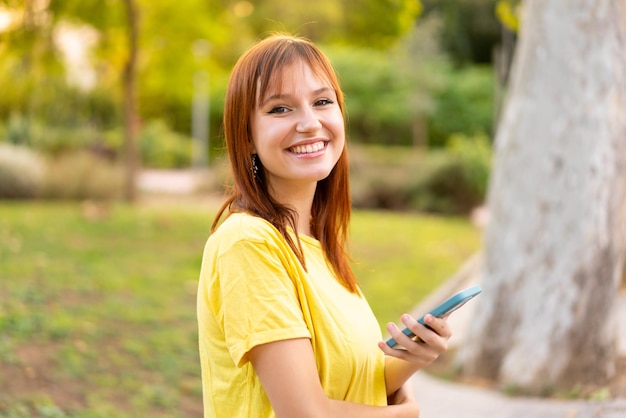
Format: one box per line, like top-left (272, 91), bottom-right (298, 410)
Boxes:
top-left (0, 202), bottom-right (480, 417)
top-left (351, 211), bottom-right (480, 328)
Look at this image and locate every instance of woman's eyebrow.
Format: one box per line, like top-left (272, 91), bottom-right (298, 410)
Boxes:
top-left (259, 87), bottom-right (334, 107)
top-left (260, 93), bottom-right (290, 108)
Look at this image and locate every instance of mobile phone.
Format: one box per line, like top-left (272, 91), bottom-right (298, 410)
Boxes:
top-left (385, 285), bottom-right (482, 348)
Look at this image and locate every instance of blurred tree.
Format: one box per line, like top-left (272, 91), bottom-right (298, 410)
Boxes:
top-left (0, 0), bottom-right (128, 133)
top-left (0, 1), bottom-right (76, 123)
top-left (121, 0), bottom-right (139, 202)
top-left (459, 0), bottom-right (626, 394)
top-left (45, 0), bottom-right (142, 201)
top-left (0, 0), bottom-right (232, 126)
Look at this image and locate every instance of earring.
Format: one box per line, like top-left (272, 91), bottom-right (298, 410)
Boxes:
top-left (251, 154), bottom-right (260, 178)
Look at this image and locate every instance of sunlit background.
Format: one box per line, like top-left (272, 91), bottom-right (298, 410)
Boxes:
top-left (0, 1), bottom-right (526, 416)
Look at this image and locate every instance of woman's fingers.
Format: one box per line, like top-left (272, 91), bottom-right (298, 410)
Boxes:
top-left (422, 314), bottom-right (452, 339)
top-left (379, 314), bottom-right (451, 365)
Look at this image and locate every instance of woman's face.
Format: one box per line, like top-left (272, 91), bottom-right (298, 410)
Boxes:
top-left (250, 60), bottom-right (345, 199)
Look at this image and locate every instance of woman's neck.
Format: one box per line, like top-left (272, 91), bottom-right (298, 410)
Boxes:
top-left (269, 182), bottom-right (316, 236)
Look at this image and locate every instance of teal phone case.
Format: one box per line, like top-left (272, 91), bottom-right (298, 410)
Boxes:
top-left (385, 285), bottom-right (482, 348)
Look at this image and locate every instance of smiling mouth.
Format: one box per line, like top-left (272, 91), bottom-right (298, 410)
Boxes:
top-left (289, 141), bottom-right (326, 155)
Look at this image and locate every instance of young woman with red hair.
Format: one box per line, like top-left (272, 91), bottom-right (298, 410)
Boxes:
top-left (197, 34), bottom-right (451, 418)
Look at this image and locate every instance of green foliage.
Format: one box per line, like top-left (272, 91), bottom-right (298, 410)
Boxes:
top-left (0, 31), bottom-right (119, 130)
top-left (349, 142), bottom-right (491, 214)
top-left (0, 202), bottom-right (480, 416)
top-left (330, 47), bottom-right (410, 143)
top-left (410, 151), bottom-right (481, 214)
top-left (247, 0), bottom-right (421, 49)
top-left (337, 0), bottom-right (422, 48)
top-left (0, 0), bottom-right (498, 157)
top-left (136, 0), bottom-right (233, 133)
top-left (104, 120), bottom-right (199, 168)
top-left (138, 120), bottom-right (191, 169)
top-left (328, 19), bottom-right (447, 145)
top-left (0, 0), bottom-right (429, 146)
top-left (421, 0), bottom-right (501, 65)
top-left (427, 65), bottom-right (495, 147)
top-left (2, 115), bottom-right (192, 169)
top-left (3, 114), bottom-right (31, 147)
top-left (446, 133), bottom-right (492, 198)
top-left (0, 144), bottom-right (44, 199)
top-left (349, 144), bottom-right (421, 210)
top-left (2, 114), bottom-right (112, 156)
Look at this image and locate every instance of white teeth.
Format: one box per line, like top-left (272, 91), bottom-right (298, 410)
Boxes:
top-left (291, 141), bottom-right (324, 154)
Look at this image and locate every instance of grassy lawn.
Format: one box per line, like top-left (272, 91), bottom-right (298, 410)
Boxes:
top-left (352, 211), bottom-right (480, 328)
top-left (0, 201), bottom-right (480, 417)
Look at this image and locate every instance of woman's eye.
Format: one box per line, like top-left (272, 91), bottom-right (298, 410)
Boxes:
top-left (268, 106), bottom-right (289, 114)
top-left (315, 98), bottom-right (334, 106)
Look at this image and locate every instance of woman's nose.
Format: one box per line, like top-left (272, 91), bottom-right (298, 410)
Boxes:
top-left (296, 107), bottom-right (322, 132)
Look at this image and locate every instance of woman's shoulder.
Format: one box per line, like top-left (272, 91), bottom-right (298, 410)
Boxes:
top-left (203, 212), bottom-right (295, 264)
top-left (210, 212), bottom-right (281, 245)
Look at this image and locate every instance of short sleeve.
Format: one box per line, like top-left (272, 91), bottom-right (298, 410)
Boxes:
top-left (216, 238), bottom-right (311, 367)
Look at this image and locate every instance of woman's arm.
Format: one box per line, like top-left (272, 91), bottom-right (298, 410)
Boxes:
top-left (378, 314), bottom-right (451, 395)
top-left (249, 338), bottom-right (420, 418)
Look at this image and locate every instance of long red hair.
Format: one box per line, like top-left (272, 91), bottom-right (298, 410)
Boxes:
top-left (212, 34), bottom-right (357, 293)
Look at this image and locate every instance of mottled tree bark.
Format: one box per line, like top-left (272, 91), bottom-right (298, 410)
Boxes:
top-left (459, 0), bottom-right (626, 393)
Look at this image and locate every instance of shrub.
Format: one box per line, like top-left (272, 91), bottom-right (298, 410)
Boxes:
top-left (2, 115), bottom-right (195, 169)
top-left (446, 133), bottom-right (492, 198)
top-left (3, 113), bottom-right (106, 155)
top-left (4, 112), bottom-right (33, 146)
top-left (409, 152), bottom-right (480, 214)
top-left (349, 141), bottom-right (491, 215)
top-left (138, 120), bottom-right (192, 169)
top-left (0, 144), bottom-right (44, 199)
top-left (102, 120), bottom-right (192, 169)
top-left (41, 151), bottom-right (124, 200)
top-left (349, 145), bottom-right (424, 210)
top-left (427, 65), bottom-right (495, 148)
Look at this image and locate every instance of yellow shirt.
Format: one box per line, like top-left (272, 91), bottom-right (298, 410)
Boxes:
top-left (197, 212), bottom-right (387, 417)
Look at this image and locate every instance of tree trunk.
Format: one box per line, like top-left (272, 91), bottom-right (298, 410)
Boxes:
top-left (122, 0), bottom-right (139, 202)
top-left (458, 0), bottom-right (626, 394)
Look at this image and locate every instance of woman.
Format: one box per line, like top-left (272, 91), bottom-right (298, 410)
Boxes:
top-left (197, 34), bottom-right (451, 417)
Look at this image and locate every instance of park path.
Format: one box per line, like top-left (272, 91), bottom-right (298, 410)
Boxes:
top-left (137, 169), bottom-right (200, 195)
top-left (412, 371), bottom-right (626, 418)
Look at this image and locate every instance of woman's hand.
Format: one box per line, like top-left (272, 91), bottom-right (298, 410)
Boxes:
top-left (379, 314), bottom-right (451, 368)
top-left (378, 313), bottom-right (452, 395)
